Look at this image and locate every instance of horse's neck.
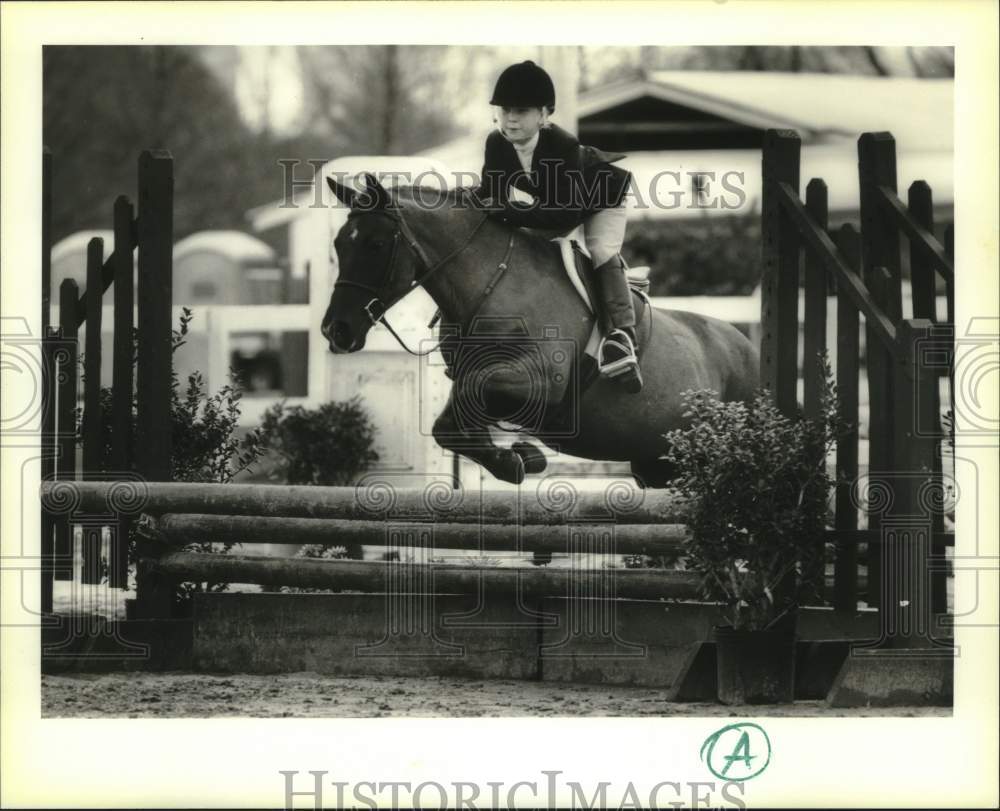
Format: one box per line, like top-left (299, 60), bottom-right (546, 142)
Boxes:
top-left (404, 203), bottom-right (584, 332)
top-left (407, 210), bottom-right (524, 323)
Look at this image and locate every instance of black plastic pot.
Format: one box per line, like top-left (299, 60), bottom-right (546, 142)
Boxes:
top-left (714, 625), bottom-right (797, 705)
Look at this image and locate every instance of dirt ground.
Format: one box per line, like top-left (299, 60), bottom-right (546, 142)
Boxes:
top-left (42, 673), bottom-right (950, 718)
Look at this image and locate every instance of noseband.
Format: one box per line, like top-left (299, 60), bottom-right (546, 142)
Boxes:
top-left (332, 197), bottom-right (510, 356)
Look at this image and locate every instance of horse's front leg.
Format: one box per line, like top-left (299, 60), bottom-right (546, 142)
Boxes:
top-left (432, 392), bottom-right (523, 484)
top-left (432, 381), bottom-right (547, 485)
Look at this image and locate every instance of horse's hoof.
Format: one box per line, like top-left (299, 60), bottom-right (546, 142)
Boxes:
top-left (512, 441), bottom-right (547, 474)
top-left (493, 449), bottom-right (526, 485)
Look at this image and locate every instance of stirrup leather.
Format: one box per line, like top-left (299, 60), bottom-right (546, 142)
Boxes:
top-left (598, 329), bottom-right (639, 377)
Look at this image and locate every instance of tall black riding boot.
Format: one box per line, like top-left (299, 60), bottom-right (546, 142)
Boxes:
top-left (593, 255), bottom-right (643, 394)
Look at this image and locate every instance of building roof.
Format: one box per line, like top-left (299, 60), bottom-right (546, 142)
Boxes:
top-left (422, 71), bottom-right (953, 169)
top-left (417, 71), bottom-right (953, 217)
top-left (173, 230), bottom-right (276, 263)
top-left (638, 71), bottom-right (953, 150)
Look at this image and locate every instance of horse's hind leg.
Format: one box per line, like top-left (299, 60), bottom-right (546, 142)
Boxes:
top-left (432, 394), bottom-right (528, 485)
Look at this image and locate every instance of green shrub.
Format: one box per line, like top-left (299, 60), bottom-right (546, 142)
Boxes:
top-left (259, 398), bottom-right (379, 486)
top-left (257, 397), bottom-right (379, 561)
top-left (78, 308), bottom-right (268, 610)
top-left (661, 357), bottom-right (848, 630)
top-left (625, 214), bottom-right (762, 296)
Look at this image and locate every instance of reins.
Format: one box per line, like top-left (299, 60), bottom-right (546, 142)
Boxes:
top-left (333, 197), bottom-right (513, 357)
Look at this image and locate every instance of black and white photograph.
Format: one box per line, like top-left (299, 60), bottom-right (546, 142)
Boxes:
top-left (2, 1), bottom-right (997, 809)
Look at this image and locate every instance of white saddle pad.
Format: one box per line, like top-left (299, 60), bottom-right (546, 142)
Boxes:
top-left (551, 236), bottom-right (601, 359)
top-left (553, 236), bottom-right (595, 313)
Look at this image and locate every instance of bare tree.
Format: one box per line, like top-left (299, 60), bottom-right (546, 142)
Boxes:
top-left (43, 46), bottom-right (264, 239)
top-left (863, 46), bottom-right (891, 77)
top-left (297, 45), bottom-right (460, 156)
top-left (906, 46), bottom-right (955, 77)
top-left (583, 45), bottom-right (955, 79)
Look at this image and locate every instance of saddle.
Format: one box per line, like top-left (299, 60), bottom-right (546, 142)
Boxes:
top-left (430, 236), bottom-right (651, 404)
top-left (555, 238), bottom-right (651, 363)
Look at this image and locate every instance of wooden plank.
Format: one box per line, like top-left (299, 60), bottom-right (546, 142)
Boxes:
top-left (906, 183), bottom-right (947, 614)
top-left (55, 280), bottom-right (80, 581)
top-left (135, 150), bottom-right (175, 618)
top-left (776, 183), bottom-right (897, 349)
top-left (149, 552), bottom-right (705, 602)
top-left (760, 129), bottom-right (801, 417)
top-left (73, 249), bottom-right (130, 327)
top-left (944, 224), bottom-right (955, 328)
top-left (41, 331), bottom-right (57, 612)
top-left (42, 147), bottom-right (52, 333)
top-left (859, 133), bottom-right (903, 324)
top-left (111, 196), bottom-right (136, 589)
top-left (907, 183), bottom-right (938, 323)
top-left (45, 480), bottom-right (690, 525)
top-left (887, 320), bottom-right (940, 647)
top-left (879, 185), bottom-right (954, 284)
top-left (833, 225), bottom-right (860, 614)
top-left (865, 267), bottom-right (894, 609)
top-left (803, 179), bottom-right (829, 419)
top-left (42, 147), bottom-right (55, 606)
top-left (801, 180), bottom-right (829, 606)
top-left (136, 150), bottom-right (174, 483)
top-left (859, 133), bottom-right (903, 613)
top-left (81, 239), bottom-right (105, 584)
top-left (154, 513), bottom-right (690, 556)
top-left (944, 223), bottom-right (955, 434)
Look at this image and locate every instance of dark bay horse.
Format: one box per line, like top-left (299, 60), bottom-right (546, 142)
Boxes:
top-left (322, 174), bottom-right (759, 486)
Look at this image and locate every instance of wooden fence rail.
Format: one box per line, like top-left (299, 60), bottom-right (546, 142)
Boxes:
top-left (761, 129), bottom-right (954, 638)
top-left (41, 149), bottom-right (174, 615)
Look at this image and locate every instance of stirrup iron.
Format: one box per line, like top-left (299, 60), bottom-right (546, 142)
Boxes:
top-left (598, 329), bottom-right (639, 377)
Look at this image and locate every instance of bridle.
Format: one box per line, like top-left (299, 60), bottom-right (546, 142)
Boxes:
top-left (331, 199), bottom-right (514, 356)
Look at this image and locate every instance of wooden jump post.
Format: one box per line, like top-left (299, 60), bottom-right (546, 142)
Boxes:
top-left (761, 129), bottom-right (954, 648)
top-left (40, 149), bottom-right (174, 616)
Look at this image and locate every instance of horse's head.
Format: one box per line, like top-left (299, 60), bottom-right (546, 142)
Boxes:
top-left (321, 173), bottom-right (422, 353)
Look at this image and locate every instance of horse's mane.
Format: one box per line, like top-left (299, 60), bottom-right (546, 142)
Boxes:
top-left (388, 184), bottom-right (560, 257)
top-left (391, 184), bottom-right (478, 209)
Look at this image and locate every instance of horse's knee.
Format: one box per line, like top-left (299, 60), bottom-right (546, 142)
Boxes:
top-left (432, 410), bottom-right (460, 447)
top-left (433, 406), bottom-right (493, 447)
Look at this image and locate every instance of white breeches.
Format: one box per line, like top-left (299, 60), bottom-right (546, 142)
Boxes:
top-left (582, 201), bottom-right (628, 267)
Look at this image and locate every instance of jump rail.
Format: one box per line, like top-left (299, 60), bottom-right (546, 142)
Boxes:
top-left (147, 552), bottom-right (703, 600)
top-left (149, 514), bottom-right (689, 557)
top-left (41, 480), bottom-right (687, 525)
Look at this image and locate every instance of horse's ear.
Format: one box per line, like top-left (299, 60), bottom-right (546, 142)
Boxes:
top-left (361, 172), bottom-right (392, 210)
top-left (327, 177), bottom-right (356, 208)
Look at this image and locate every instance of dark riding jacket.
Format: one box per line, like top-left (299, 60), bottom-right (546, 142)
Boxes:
top-left (478, 123), bottom-right (632, 232)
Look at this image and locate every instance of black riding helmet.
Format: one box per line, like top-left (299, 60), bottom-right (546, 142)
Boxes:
top-left (489, 60), bottom-right (555, 110)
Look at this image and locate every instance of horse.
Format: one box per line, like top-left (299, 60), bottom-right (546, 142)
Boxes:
top-left (322, 173), bottom-right (759, 487)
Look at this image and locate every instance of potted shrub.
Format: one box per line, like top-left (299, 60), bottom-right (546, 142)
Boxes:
top-left (661, 361), bottom-right (844, 704)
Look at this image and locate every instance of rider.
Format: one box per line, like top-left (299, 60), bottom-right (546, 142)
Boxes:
top-left (477, 60), bottom-right (643, 394)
